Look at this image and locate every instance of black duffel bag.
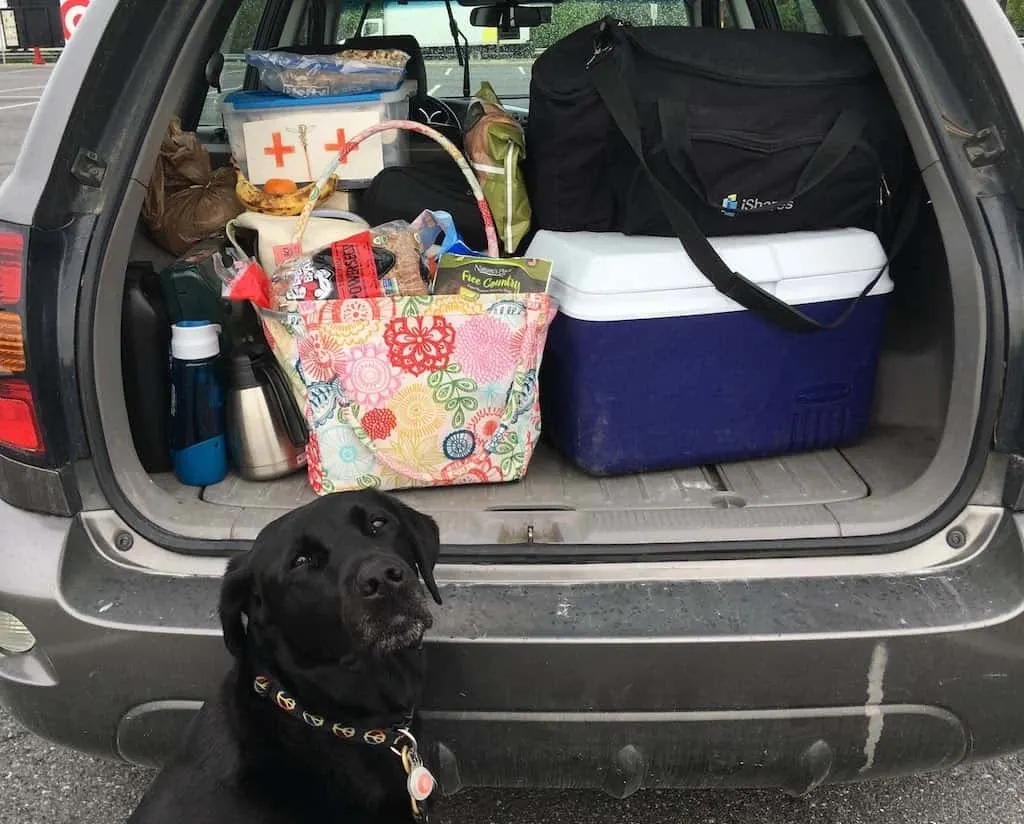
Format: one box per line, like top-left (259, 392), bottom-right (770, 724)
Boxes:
top-left (526, 19), bottom-right (918, 332)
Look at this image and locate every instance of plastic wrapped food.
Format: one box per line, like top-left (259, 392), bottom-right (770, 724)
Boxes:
top-left (246, 49), bottom-right (410, 98)
top-left (370, 221), bottom-right (430, 297)
top-left (268, 224), bottom-right (432, 306)
top-left (273, 232), bottom-right (389, 303)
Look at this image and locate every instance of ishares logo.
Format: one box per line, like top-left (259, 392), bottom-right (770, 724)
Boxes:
top-left (720, 193), bottom-right (795, 217)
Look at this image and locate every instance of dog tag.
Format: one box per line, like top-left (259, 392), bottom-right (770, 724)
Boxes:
top-left (407, 765), bottom-right (435, 802)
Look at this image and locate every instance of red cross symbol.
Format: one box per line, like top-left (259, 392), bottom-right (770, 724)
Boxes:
top-left (324, 129), bottom-right (358, 165)
top-left (263, 132), bottom-right (295, 168)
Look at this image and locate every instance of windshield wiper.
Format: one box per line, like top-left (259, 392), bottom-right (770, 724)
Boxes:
top-left (442, 0), bottom-right (472, 97)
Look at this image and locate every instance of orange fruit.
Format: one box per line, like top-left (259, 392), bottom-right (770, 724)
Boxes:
top-left (263, 178), bottom-right (298, 195)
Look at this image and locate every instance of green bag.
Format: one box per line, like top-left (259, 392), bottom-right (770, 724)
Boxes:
top-left (464, 82), bottom-right (531, 255)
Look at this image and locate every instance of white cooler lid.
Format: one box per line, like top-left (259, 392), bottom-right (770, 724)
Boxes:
top-left (525, 228), bottom-right (892, 322)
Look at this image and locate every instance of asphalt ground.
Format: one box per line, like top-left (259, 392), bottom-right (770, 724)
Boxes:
top-left (0, 65), bottom-right (52, 181)
top-left (3, 60), bottom-right (1024, 824)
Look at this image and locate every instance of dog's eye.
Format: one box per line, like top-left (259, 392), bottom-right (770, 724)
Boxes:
top-left (290, 538), bottom-right (328, 571)
top-left (369, 516), bottom-right (387, 534)
top-left (290, 551), bottom-right (325, 570)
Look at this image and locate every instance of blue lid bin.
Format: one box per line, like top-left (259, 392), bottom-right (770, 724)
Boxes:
top-left (221, 81), bottom-right (416, 190)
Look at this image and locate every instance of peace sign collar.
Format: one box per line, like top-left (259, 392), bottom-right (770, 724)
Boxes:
top-left (250, 670), bottom-right (414, 748)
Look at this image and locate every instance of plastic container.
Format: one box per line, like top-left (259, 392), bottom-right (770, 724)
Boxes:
top-left (169, 321), bottom-right (228, 487)
top-left (222, 81), bottom-right (416, 188)
top-left (121, 263), bottom-right (172, 474)
top-left (525, 228), bottom-right (893, 476)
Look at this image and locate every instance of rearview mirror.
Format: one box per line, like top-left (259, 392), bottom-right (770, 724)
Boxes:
top-left (469, 4), bottom-right (552, 32)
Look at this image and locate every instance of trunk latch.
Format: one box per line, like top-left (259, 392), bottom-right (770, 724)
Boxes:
top-left (942, 115), bottom-right (1006, 168)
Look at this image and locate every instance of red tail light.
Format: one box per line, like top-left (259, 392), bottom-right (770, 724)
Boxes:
top-left (0, 225), bottom-right (43, 457)
top-left (0, 378), bottom-right (42, 452)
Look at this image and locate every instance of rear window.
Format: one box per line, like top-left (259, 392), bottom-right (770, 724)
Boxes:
top-left (201, 0), bottom-right (270, 126)
top-left (338, 0), bottom-right (700, 100)
top-left (338, 0), bottom-right (824, 99)
top-left (204, 0), bottom-right (826, 119)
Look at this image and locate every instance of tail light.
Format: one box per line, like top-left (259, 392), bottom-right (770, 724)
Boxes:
top-left (0, 380), bottom-right (42, 453)
top-left (0, 224), bottom-right (46, 458)
top-left (0, 219), bottom-right (76, 515)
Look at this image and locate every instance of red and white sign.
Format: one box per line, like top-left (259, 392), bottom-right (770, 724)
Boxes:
top-left (60, 0), bottom-right (90, 42)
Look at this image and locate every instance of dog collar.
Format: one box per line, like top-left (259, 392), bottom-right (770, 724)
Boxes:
top-left (253, 673), bottom-right (412, 745)
top-left (252, 673), bottom-right (436, 820)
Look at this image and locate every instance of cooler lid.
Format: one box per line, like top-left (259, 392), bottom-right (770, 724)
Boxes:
top-left (223, 80), bottom-right (416, 111)
top-left (525, 228), bottom-right (892, 322)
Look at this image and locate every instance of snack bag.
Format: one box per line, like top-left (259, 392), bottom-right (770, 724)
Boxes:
top-left (369, 222), bottom-right (430, 297)
top-left (432, 254), bottom-right (552, 297)
top-left (272, 232), bottom-right (389, 304)
top-left (267, 224), bottom-right (434, 307)
top-left (245, 49), bottom-right (410, 97)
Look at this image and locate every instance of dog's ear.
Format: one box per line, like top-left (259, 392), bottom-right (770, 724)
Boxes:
top-left (399, 504), bottom-right (443, 605)
top-left (219, 550), bottom-right (255, 657)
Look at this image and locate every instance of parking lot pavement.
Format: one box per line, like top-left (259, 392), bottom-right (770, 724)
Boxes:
top-left (0, 65), bottom-right (52, 180)
top-left (423, 60), bottom-right (532, 97)
top-left (1, 708), bottom-right (151, 824)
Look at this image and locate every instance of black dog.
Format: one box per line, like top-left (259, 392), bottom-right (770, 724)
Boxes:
top-left (126, 490), bottom-right (443, 824)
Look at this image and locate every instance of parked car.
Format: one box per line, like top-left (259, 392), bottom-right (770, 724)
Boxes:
top-left (2, 0), bottom-right (1024, 797)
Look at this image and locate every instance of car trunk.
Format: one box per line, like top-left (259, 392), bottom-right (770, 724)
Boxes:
top-left (87, 4), bottom-right (984, 553)
top-left (103, 193), bottom-right (964, 550)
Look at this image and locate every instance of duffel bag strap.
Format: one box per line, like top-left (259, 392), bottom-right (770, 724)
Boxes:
top-left (791, 108), bottom-right (869, 202)
top-left (590, 52), bottom-right (894, 334)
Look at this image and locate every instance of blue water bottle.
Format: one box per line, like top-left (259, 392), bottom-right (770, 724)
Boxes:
top-left (169, 321), bottom-right (228, 486)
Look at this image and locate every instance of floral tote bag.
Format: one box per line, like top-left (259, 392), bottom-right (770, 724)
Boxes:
top-left (261, 292), bottom-right (555, 493)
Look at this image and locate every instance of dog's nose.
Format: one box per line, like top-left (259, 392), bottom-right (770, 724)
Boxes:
top-left (356, 559), bottom-right (406, 598)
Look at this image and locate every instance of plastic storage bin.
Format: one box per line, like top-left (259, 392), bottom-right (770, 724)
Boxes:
top-left (525, 228), bottom-right (893, 476)
top-left (222, 81), bottom-right (415, 188)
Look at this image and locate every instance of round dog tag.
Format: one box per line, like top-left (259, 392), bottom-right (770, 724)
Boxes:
top-left (407, 765), bottom-right (435, 801)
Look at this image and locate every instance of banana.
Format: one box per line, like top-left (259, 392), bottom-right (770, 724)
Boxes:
top-left (235, 169), bottom-right (338, 216)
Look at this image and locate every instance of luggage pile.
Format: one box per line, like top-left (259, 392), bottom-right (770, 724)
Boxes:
top-left (524, 18), bottom-right (917, 475)
top-left (129, 20), bottom-right (917, 495)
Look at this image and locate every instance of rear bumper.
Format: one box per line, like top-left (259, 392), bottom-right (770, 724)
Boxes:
top-left (3, 503), bottom-right (1024, 794)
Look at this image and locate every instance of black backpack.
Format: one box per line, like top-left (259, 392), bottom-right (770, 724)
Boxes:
top-left (359, 162), bottom-right (489, 254)
top-left (526, 19), bottom-right (918, 332)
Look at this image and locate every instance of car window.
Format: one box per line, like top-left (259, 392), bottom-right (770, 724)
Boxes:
top-left (336, 0), bottom-right (716, 100)
top-left (232, 0), bottom-right (824, 107)
top-left (775, 0), bottom-right (826, 33)
top-left (199, 0), bottom-right (277, 128)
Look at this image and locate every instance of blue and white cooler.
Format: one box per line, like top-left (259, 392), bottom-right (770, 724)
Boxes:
top-left (525, 228), bottom-right (893, 476)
